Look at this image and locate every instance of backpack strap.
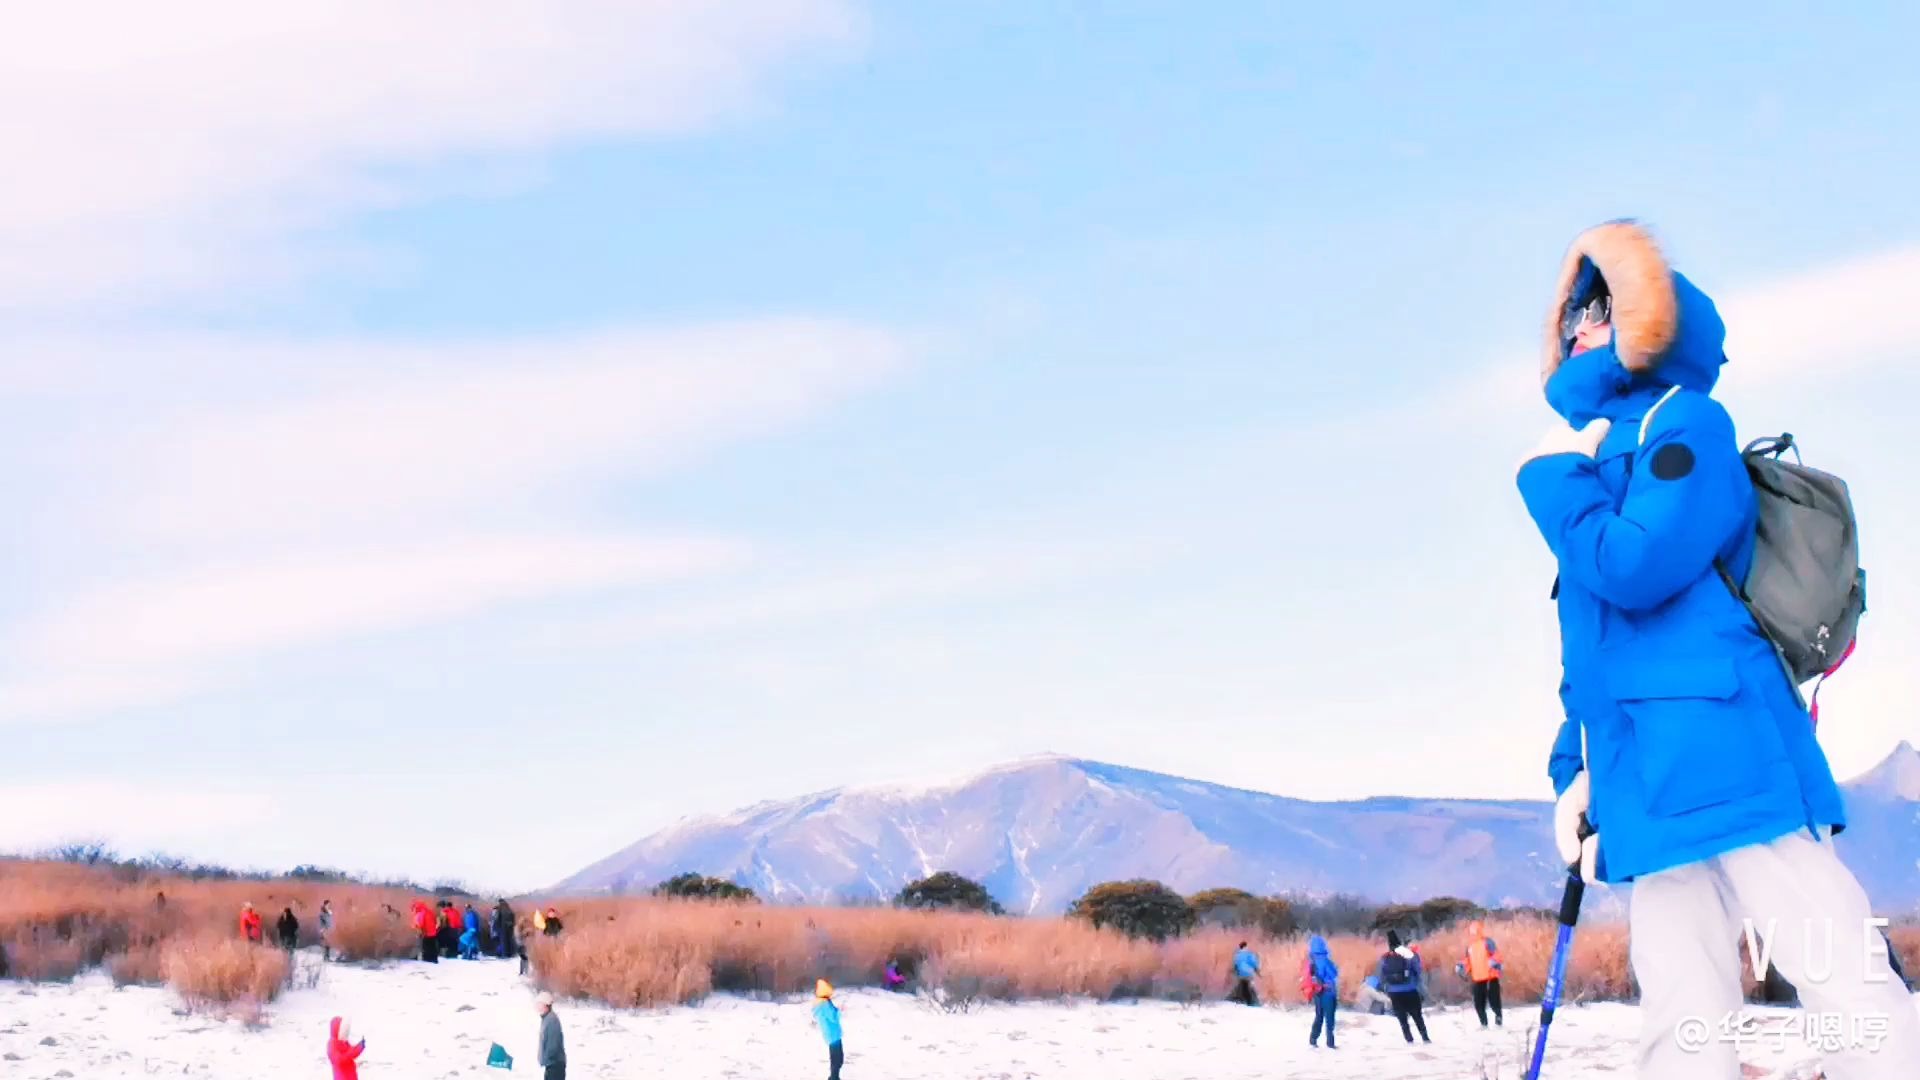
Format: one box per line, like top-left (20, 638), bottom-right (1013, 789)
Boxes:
top-left (1807, 638), bottom-right (1857, 728)
top-left (1638, 385), bottom-right (1682, 447)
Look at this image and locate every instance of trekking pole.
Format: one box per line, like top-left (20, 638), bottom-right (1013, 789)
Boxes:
top-left (1524, 816), bottom-right (1593, 1080)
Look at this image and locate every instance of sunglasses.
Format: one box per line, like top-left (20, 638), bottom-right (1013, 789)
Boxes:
top-left (1560, 292), bottom-right (1612, 343)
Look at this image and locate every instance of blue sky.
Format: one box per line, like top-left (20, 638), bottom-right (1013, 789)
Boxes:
top-left (4, 3), bottom-right (1918, 891)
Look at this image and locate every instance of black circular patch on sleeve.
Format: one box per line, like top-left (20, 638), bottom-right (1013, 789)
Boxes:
top-left (1649, 442), bottom-right (1695, 481)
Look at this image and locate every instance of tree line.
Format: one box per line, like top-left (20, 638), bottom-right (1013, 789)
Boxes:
top-left (647, 868), bottom-right (1531, 941)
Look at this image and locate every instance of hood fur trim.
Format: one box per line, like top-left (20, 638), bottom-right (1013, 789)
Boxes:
top-left (1542, 221), bottom-right (1679, 382)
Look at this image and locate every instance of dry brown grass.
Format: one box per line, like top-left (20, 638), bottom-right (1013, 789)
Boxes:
top-left (516, 896), bottom-right (1653, 1011)
top-left (107, 943), bottom-right (168, 987)
top-left (326, 905), bottom-right (420, 962)
top-left (1891, 925), bottom-right (1919, 976)
top-left (9, 860), bottom-right (1912, 1017)
top-left (161, 937), bottom-right (289, 1012)
top-left (0, 859), bottom-right (443, 991)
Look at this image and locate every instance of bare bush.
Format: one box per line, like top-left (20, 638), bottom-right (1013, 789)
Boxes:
top-left (163, 937), bottom-right (289, 1012)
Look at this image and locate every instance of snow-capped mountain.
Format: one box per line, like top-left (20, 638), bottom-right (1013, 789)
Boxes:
top-left (556, 744), bottom-right (1920, 914)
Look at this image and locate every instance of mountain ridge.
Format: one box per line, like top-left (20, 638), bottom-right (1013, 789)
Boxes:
top-left (557, 743), bottom-right (1920, 915)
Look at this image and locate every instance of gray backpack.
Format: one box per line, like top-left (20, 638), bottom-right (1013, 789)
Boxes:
top-left (1642, 391), bottom-right (1866, 705)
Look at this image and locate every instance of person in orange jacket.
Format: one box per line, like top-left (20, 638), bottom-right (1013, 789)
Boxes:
top-left (1454, 920), bottom-right (1503, 1028)
top-left (239, 902), bottom-right (263, 944)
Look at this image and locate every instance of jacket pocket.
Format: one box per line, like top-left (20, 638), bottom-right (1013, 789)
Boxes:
top-left (1610, 658), bottom-right (1775, 817)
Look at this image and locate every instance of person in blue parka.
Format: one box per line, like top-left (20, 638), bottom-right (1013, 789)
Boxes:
top-left (1229, 941), bottom-right (1261, 1006)
top-left (1517, 221), bottom-right (1920, 1080)
top-left (1302, 935), bottom-right (1338, 1050)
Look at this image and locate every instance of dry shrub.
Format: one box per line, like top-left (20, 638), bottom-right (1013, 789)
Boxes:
top-left (532, 923), bottom-right (713, 1008)
top-left (163, 937), bottom-right (288, 1011)
top-left (327, 906), bottom-right (418, 962)
top-left (108, 943), bottom-right (167, 987)
top-left (0, 935), bottom-right (89, 982)
top-left (1890, 925), bottom-right (1919, 978)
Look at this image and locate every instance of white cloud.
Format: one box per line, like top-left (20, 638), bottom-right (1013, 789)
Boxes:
top-left (1411, 239), bottom-right (1920, 436)
top-left (0, 780), bottom-right (277, 856)
top-left (570, 537), bottom-right (1164, 643)
top-left (17, 533), bottom-right (748, 673)
top-left (0, 314), bottom-right (906, 725)
top-left (0, 0), bottom-right (861, 310)
top-left (1719, 245), bottom-right (1920, 383)
top-left (61, 319), bottom-right (905, 546)
top-left (0, 532), bottom-right (748, 726)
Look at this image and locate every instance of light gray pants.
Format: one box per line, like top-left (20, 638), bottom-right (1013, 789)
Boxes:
top-left (1630, 829), bottom-right (1920, 1079)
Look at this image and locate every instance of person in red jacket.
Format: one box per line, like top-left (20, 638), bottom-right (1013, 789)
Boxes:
top-left (327, 1016), bottom-right (365, 1080)
top-left (239, 902), bottom-right (263, 944)
top-left (412, 900), bottom-right (439, 963)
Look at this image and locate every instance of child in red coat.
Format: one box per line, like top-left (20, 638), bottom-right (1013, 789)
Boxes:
top-left (327, 1016), bottom-right (365, 1080)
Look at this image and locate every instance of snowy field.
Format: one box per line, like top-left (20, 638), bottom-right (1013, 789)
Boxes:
top-left (3, 953), bottom-right (1911, 1079)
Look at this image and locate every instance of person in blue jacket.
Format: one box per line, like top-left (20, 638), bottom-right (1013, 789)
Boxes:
top-left (1302, 935), bottom-right (1338, 1050)
top-left (1229, 941), bottom-right (1261, 1006)
top-left (460, 904), bottom-right (482, 960)
top-left (1517, 221), bottom-right (1920, 1080)
top-left (812, 979), bottom-right (845, 1080)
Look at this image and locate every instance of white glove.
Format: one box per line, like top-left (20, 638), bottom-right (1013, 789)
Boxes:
top-left (1521, 419), bottom-right (1611, 471)
top-left (1554, 771), bottom-right (1600, 881)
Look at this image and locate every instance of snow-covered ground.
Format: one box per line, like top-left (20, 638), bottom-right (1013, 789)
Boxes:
top-left (2, 953), bottom-right (1910, 1079)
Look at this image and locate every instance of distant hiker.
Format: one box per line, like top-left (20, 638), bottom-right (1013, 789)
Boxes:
top-left (460, 904), bottom-right (482, 960)
top-left (438, 901), bottom-right (460, 957)
top-left (1357, 973), bottom-right (1391, 1015)
top-left (318, 901), bottom-right (335, 962)
top-left (412, 900), bottom-right (439, 963)
top-left (492, 900), bottom-right (517, 960)
top-left (883, 960), bottom-right (907, 992)
top-left (277, 906), bottom-right (300, 952)
top-left (536, 991), bottom-right (567, 1080)
top-left (1300, 935), bottom-right (1338, 1049)
top-left (543, 907), bottom-right (564, 936)
top-left (239, 902), bottom-right (263, 944)
top-left (154, 891), bottom-right (167, 912)
top-left (813, 979), bottom-right (845, 1080)
top-left (1457, 920), bottom-right (1503, 1027)
top-left (1521, 221), bottom-right (1920, 1079)
top-left (327, 1016), bottom-right (366, 1080)
top-left (1378, 930), bottom-right (1429, 1045)
top-left (1229, 941), bottom-right (1261, 1006)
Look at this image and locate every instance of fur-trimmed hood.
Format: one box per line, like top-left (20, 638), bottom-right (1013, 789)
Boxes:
top-left (1542, 221), bottom-right (1724, 385)
top-left (1539, 222), bottom-right (1727, 425)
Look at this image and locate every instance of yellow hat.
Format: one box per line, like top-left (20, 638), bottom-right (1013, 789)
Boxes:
top-left (815, 979), bottom-right (833, 999)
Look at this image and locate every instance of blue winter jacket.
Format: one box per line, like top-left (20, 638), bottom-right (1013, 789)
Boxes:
top-left (463, 908), bottom-right (480, 933)
top-left (1232, 947), bottom-right (1260, 979)
top-left (1518, 222), bottom-right (1846, 884)
top-left (1306, 936), bottom-right (1338, 991)
top-left (813, 999), bottom-right (843, 1046)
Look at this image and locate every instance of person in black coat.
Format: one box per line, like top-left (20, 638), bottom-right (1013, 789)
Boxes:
top-left (276, 907), bottom-right (300, 952)
top-left (492, 900), bottom-right (517, 960)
